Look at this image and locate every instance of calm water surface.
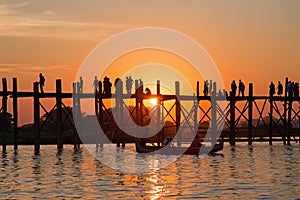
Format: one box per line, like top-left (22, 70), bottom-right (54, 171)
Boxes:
top-left (0, 143), bottom-right (299, 199)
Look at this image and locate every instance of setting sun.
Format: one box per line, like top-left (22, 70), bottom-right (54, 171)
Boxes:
top-left (149, 98), bottom-right (158, 106)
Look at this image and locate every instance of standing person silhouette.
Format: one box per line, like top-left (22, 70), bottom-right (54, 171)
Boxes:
top-left (238, 79), bottom-right (245, 97)
top-left (231, 80), bottom-right (237, 96)
top-left (92, 76), bottom-right (99, 93)
top-left (126, 76), bottom-right (134, 94)
top-left (103, 76), bottom-right (112, 95)
top-left (269, 82), bottom-right (275, 97)
top-left (203, 80), bottom-right (209, 96)
top-left (139, 79), bottom-right (143, 88)
top-left (277, 81), bottom-right (283, 96)
top-left (39, 73), bottom-right (45, 93)
top-left (79, 76), bottom-right (83, 93)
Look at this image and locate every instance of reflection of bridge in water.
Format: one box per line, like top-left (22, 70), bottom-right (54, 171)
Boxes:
top-left (0, 77), bottom-right (300, 154)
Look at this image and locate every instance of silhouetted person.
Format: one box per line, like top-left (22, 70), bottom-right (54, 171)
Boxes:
top-left (287, 81), bottom-right (293, 97)
top-left (294, 82), bottom-right (299, 97)
top-left (190, 135), bottom-right (202, 148)
top-left (277, 81), bottom-right (283, 96)
top-left (145, 87), bottom-right (151, 95)
top-left (114, 78), bottom-right (121, 86)
top-left (162, 137), bottom-right (172, 146)
top-left (139, 79), bottom-right (143, 88)
top-left (135, 78), bottom-right (144, 97)
top-left (238, 79), bottom-right (245, 97)
top-left (223, 89), bottom-right (228, 99)
top-left (125, 76), bottom-right (134, 94)
top-left (39, 73), bottom-right (45, 93)
top-left (209, 80), bottom-right (213, 94)
top-left (231, 80), bottom-right (237, 96)
top-left (269, 82), bottom-right (275, 97)
top-left (217, 89), bottom-right (223, 97)
top-left (203, 81), bottom-right (209, 96)
top-left (79, 76), bottom-right (83, 93)
top-left (103, 76), bottom-right (112, 95)
top-left (92, 76), bottom-right (99, 93)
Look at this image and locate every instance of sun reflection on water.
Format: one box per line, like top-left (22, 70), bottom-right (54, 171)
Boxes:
top-left (145, 171), bottom-right (169, 200)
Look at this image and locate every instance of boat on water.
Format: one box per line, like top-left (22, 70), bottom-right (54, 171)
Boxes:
top-left (135, 138), bottom-right (224, 155)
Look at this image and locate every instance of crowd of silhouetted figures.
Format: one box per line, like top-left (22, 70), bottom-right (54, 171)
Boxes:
top-left (80, 75), bottom-right (300, 99)
top-left (34, 73), bottom-right (300, 99)
top-left (269, 80), bottom-right (299, 97)
top-left (24, 72), bottom-right (296, 99)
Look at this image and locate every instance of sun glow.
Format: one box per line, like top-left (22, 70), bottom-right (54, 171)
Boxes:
top-left (149, 98), bottom-right (158, 106)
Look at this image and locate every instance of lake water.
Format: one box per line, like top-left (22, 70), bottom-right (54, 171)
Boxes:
top-left (0, 143), bottom-right (299, 199)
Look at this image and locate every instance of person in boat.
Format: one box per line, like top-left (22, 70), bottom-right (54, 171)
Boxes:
top-left (190, 135), bottom-right (202, 148)
top-left (162, 137), bottom-right (172, 146)
top-left (136, 137), bottom-right (147, 147)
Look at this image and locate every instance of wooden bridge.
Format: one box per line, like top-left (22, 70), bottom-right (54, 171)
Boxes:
top-left (0, 77), bottom-right (299, 154)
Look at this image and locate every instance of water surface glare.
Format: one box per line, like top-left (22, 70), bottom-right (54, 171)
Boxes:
top-left (0, 143), bottom-right (299, 199)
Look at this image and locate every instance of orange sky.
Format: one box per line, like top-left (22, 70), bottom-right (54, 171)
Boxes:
top-left (0, 1), bottom-right (300, 125)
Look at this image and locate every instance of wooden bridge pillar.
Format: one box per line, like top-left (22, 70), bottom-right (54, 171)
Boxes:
top-left (94, 81), bottom-right (102, 149)
top-left (98, 81), bottom-right (103, 128)
top-left (283, 77), bottom-right (288, 144)
top-left (211, 82), bottom-right (217, 145)
top-left (248, 83), bottom-right (253, 145)
top-left (73, 83), bottom-right (80, 150)
top-left (116, 79), bottom-right (125, 147)
top-left (229, 91), bottom-right (236, 145)
top-left (33, 81), bottom-right (40, 153)
top-left (287, 95), bottom-right (292, 145)
top-left (56, 79), bottom-right (63, 149)
top-left (269, 84), bottom-right (273, 145)
top-left (175, 81), bottom-right (181, 146)
top-left (157, 80), bottom-right (162, 147)
top-left (193, 93), bottom-right (198, 139)
top-left (13, 78), bottom-right (18, 150)
top-left (135, 80), bottom-right (139, 128)
top-left (1, 78), bottom-right (8, 152)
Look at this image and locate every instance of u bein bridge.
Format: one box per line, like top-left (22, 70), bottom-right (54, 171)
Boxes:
top-left (0, 77), bottom-right (300, 153)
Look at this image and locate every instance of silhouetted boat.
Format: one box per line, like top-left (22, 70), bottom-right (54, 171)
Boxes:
top-left (135, 138), bottom-right (223, 155)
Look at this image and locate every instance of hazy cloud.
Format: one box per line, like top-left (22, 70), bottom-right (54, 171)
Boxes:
top-left (0, 63), bottom-right (75, 73)
top-left (0, 2), bottom-right (131, 40)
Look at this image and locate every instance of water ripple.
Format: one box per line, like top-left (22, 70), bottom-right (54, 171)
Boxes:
top-left (0, 143), bottom-right (299, 199)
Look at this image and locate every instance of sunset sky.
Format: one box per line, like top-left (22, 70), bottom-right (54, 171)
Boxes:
top-left (1, 0), bottom-right (300, 124)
